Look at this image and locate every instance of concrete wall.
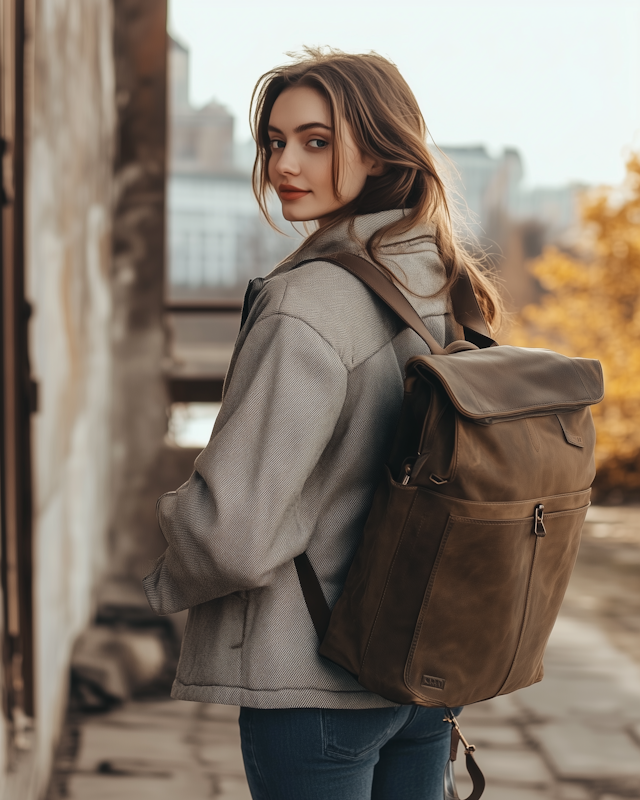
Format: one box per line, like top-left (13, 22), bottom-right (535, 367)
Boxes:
top-left (24, 0), bottom-right (115, 794)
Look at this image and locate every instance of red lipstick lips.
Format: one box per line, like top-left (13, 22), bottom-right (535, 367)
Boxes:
top-left (279, 183), bottom-right (310, 201)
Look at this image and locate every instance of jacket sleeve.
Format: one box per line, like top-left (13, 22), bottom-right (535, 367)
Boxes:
top-left (143, 311), bottom-right (348, 615)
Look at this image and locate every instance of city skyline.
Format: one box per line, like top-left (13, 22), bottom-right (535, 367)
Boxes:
top-left (168, 0), bottom-right (640, 191)
top-left (167, 33), bottom-right (583, 315)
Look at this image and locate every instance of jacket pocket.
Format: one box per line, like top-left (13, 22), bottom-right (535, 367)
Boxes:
top-left (176, 593), bottom-right (248, 686)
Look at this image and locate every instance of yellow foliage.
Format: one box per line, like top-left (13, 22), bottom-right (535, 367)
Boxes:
top-left (510, 153), bottom-right (640, 491)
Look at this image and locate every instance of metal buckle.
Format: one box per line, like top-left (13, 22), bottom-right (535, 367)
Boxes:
top-left (444, 712), bottom-right (476, 755)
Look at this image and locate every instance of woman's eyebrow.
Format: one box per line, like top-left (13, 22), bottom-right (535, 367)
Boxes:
top-left (294, 122), bottom-right (331, 133)
top-left (267, 123), bottom-right (331, 134)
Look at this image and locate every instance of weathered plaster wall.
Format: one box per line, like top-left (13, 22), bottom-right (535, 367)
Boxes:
top-left (109, 0), bottom-right (169, 583)
top-left (25, 0), bottom-right (115, 793)
top-left (1, 2), bottom-right (169, 794)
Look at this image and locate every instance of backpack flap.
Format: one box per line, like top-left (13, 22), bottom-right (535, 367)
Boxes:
top-left (407, 346), bottom-right (604, 423)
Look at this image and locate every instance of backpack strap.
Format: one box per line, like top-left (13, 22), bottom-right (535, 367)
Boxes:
top-left (307, 252), bottom-right (448, 354)
top-left (325, 251), bottom-right (496, 349)
top-left (293, 552), bottom-right (331, 640)
top-left (444, 711), bottom-right (486, 800)
top-left (449, 265), bottom-right (493, 345)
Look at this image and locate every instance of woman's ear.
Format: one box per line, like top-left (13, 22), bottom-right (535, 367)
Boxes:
top-left (366, 157), bottom-right (385, 176)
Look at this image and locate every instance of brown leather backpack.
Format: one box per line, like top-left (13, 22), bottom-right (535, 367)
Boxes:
top-left (295, 252), bottom-right (604, 711)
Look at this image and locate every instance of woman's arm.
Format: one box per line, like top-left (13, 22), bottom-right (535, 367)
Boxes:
top-left (143, 311), bottom-right (348, 615)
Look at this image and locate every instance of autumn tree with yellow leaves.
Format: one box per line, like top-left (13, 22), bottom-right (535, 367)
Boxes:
top-left (511, 153), bottom-right (640, 498)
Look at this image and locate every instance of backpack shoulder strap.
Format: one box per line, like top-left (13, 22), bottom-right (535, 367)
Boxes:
top-left (310, 252), bottom-right (447, 355)
top-left (449, 266), bottom-right (494, 347)
top-left (320, 251), bottom-right (495, 349)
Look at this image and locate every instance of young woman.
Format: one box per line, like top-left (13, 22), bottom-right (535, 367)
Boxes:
top-left (144, 48), bottom-right (501, 799)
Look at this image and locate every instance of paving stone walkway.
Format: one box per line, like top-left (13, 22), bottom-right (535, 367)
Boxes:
top-left (48, 701), bottom-right (250, 800)
top-left (47, 506), bottom-right (640, 800)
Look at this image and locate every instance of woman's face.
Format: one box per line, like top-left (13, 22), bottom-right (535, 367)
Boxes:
top-left (267, 86), bottom-right (379, 226)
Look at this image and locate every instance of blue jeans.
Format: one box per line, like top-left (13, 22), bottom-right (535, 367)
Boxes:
top-left (239, 705), bottom-right (463, 799)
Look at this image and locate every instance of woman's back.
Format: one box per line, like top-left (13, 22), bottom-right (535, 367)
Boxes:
top-left (144, 210), bottom-right (461, 708)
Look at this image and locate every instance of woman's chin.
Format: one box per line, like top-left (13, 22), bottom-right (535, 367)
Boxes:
top-left (282, 209), bottom-right (316, 223)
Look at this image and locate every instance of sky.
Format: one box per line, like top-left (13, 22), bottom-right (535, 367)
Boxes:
top-left (168, 0), bottom-right (640, 190)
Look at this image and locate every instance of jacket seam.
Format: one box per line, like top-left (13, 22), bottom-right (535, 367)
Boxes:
top-left (265, 265), bottom-right (448, 369)
top-left (278, 273), bottom-right (362, 370)
top-left (175, 680), bottom-right (374, 693)
top-left (247, 309), bottom-right (355, 374)
top-left (257, 304), bottom-right (444, 375)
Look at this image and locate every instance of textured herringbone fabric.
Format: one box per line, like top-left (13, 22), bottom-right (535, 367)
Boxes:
top-left (143, 209), bottom-right (462, 708)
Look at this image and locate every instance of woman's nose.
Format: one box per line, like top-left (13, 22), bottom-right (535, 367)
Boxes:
top-left (275, 145), bottom-right (301, 176)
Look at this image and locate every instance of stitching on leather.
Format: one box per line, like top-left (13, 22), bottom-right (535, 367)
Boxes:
top-left (415, 486), bottom-right (591, 507)
top-left (569, 359), bottom-right (593, 401)
top-left (359, 488), bottom-right (419, 673)
top-left (449, 413), bottom-right (460, 483)
top-left (496, 535), bottom-right (541, 695)
top-left (417, 394), bottom-right (446, 456)
top-left (404, 515), bottom-right (455, 698)
top-left (525, 418), bottom-right (541, 452)
top-left (540, 504), bottom-right (591, 519)
top-left (439, 359), bottom-right (592, 414)
top-left (446, 505), bottom-right (590, 526)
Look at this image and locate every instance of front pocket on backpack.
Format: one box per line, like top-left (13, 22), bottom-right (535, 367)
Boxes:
top-left (404, 503), bottom-right (588, 706)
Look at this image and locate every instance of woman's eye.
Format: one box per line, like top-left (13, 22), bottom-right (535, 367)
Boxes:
top-left (308, 139), bottom-right (329, 149)
top-left (270, 139), bottom-right (285, 150)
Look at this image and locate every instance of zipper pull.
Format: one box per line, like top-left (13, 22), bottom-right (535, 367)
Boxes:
top-left (534, 504), bottom-right (546, 537)
top-left (402, 464), bottom-right (412, 486)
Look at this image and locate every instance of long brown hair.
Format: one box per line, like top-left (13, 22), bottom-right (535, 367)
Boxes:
top-left (251, 47), bottom-right (503, 333)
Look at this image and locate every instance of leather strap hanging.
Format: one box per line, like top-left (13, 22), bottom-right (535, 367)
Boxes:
top-left (444, 712), bottom-right (486, 800)
top-left (293, 552), bottom-right (331, 640)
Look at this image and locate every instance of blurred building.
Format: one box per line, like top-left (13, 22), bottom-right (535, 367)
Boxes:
top-left (165, 37), bottom-right (297, 408)
top-left (167, 36), bottom-right (295, 303)
top-left (436, 145), bottom-right (585, 309)
top-left (436, 145), bottom-right (523, 237)
top-left (438, 144), bottom-right (583, 243)
top-left (169, 36), bottom-right (234, 176)
top-left (510, 183), bottom-right (586, 245)
top-left (168, 174), bottom-right (295, 300)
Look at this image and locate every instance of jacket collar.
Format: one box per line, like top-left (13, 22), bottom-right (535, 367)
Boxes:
top-left (267, 210), bottom-right (446, 310)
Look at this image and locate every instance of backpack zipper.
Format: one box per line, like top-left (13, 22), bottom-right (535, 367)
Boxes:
top-left (402, 464), bottom-right (412, 485)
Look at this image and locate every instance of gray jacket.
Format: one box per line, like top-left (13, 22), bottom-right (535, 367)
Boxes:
top-left (143, 209), bottom-right (462, 708)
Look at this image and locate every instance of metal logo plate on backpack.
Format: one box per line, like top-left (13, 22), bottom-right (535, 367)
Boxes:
top-left (421, 674), bottom-right (446, 690)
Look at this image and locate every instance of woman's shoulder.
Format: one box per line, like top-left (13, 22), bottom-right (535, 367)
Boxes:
top-left (247, 258), bottom-right (371, 317)
top-left (279, 257), bottom-right (377, 311)
top-left (255, 260), bottom-right (398, 369)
